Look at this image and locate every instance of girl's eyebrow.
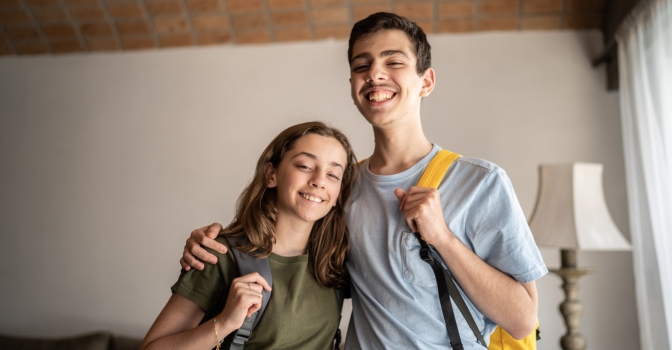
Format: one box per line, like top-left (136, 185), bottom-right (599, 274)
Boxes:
top-left (293, 152), bottom-right (343, 170)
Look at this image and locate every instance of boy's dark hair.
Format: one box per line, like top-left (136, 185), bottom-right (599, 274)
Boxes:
top-left (348, 12), bottom-right (431, 75)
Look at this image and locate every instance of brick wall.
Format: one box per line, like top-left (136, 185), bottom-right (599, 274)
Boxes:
top-left (0, 0), bottom-right (606, 55)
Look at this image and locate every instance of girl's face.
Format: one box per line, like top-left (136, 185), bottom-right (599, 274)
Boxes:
top-left (266, 134), bottom-right (348, 224)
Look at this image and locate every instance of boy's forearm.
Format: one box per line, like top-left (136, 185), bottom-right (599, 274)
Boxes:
top-left (432, 232), bottom-right (538, 339)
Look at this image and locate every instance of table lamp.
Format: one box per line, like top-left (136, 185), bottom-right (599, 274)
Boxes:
top-left (529, 163), bottom-right (631, 350)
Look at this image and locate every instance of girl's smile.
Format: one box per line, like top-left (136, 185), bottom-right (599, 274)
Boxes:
top-left (266, 133), bottom-right (348, 225)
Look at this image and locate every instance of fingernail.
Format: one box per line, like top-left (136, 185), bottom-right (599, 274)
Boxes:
top-left (198, 264), bottom-right (204, 270)
top-left (210, 258), bottom-right (217, 264)
top-left (220, 248), bottom-right (226, 254)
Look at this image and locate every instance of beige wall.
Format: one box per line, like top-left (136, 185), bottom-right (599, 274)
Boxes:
top-left (0, 30), bottom-right (639, 349)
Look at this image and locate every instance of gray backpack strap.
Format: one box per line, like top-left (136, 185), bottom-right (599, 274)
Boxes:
top-left (222, 237), bottom-right (273, 350)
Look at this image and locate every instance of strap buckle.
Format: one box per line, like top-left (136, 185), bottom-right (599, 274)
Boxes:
top-left (232, 329), bottom-right (251, 345)
top-left (333, 329), bottom-right (342, 350)
top-left (415, 232), bottom-right (434, 265)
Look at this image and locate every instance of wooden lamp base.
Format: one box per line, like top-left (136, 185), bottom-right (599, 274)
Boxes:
top-left (549, 249), bottom-right (595, 350)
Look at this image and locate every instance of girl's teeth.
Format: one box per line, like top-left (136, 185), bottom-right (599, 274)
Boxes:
top-left (302, 194), bottom-right (322, 202)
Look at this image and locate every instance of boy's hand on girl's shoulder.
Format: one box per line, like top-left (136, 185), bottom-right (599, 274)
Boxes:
top-left (180, 222), bottom-right (227, 271)
top-left (394, 186), bottom-right (453, 247)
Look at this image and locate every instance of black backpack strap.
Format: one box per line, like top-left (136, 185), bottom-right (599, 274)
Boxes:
top-left (333, 281), bottom-right (351, 350)
top-left (222, 238), bottom-right (273, 350)
top-left (416, 233), bottom-right (488, 349)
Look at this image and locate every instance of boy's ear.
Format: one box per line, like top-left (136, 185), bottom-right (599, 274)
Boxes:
top-left (419, 68), bottom-right (435, 97)
top-left (265, 162), bottom-right (277, 188)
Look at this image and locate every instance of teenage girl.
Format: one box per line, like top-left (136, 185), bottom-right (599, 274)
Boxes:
top-left (140, 122), bottom-right (357, 350)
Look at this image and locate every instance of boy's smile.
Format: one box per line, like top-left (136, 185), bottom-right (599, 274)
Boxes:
top-left (349, 29), bottom-right (435, 128)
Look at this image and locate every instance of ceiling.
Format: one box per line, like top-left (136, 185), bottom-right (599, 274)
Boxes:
top-left (0, 0), bottom-right (606, 56)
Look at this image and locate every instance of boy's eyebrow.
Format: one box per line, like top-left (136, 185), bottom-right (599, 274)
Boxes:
top-left (381, 50), bottom-right (409, 59)
top-left (350, 50), bottom-right (409, 64)
top-left (350, 52), bottom-right (372, 63)
top-left (293, 152), bottom-right (343, 170)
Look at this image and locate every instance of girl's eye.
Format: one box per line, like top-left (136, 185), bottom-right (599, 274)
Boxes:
top-left (298, 165), bottom-right (311, 170)
top-left (353, 65), bottom-right (369, 72)
top-left (329, 174), bottom-right (341, 180)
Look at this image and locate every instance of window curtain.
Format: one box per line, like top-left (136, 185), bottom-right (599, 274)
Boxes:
top-left (616, 0), bottom-right (672, 349)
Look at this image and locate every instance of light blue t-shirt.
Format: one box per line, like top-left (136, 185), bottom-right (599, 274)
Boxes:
top-left (344, 145), bottom-right (548, 350)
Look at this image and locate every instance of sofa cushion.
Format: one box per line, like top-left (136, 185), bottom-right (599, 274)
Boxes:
top-left (0, 332), bottom-right (111, 350)
top-left (109, 335), bottom-right (142, 350)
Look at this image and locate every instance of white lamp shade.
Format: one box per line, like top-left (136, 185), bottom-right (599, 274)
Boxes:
top-left (529, 163), bottom-right (632, 251)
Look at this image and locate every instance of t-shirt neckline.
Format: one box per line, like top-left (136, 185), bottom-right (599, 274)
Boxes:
top-left (362, 144), bottom-right (440, 184)
top-left (269, 252), bottom-right (308, 263)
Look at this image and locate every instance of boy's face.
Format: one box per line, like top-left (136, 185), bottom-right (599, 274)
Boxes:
top-left (349, 29), bottom-right (434, 128)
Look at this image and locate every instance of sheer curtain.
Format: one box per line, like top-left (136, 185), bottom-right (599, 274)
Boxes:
top-left (617, 0), bottom-right (672, 349)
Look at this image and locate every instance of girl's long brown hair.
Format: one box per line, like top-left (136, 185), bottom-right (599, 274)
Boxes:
top-left (222, 121), bottom-right (358, 289)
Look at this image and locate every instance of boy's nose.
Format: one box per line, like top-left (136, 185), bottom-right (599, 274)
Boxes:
top-left (367, 63), bottom-right (387, 82)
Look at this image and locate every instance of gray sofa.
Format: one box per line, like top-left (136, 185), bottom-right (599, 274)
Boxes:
top-left (0, 332), bottom-right (142, 350)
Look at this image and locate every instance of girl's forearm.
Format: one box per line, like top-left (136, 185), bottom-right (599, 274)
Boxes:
top-left (142, 315), bottom-right (236, 350)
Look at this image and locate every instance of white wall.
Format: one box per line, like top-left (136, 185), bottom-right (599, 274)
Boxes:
top-left (0, 30), bottom-right (639, 349)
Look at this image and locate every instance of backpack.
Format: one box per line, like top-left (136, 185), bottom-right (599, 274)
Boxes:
top-left (414, 149), bottom-right (540, 350)
top-left (220, 238), bottom-right (349, 350)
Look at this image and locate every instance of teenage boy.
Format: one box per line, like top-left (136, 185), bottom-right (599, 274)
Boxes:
top-left (179, 13), bottom-right (547, 350)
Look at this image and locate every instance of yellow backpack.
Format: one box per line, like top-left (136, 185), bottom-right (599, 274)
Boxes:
top-left (415, 150), bottom-right (540, 350)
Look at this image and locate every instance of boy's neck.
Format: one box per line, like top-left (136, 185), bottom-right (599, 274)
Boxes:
top-left (368, 115), bottom-right (432, 176)
top-left (272, 215), bottom-right (312, 257)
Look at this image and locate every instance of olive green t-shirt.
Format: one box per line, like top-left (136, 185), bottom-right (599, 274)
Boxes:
top-left (171, 236), bottom-right (340, 350)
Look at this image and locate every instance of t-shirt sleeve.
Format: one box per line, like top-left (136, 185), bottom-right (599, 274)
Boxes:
top-left (171, 237), bottom-right (239, 313)
top-left (465, 167), bottom-right (548, 283)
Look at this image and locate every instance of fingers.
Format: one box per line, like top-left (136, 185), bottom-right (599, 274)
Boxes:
top-left (246, 296), bottom-right (262, 317)
top-left (183, 246), bottom-right (205, 270)
top-left (402, 208), bottom-right (418, 232)
top-left (179, 257), bottom-right (191, 271)
top-left (396, 187), bottom-right (436, 211)
top-left (401, 187), bottom-right (439, 210)
top-left (206, 223), bottom-right (224, 239)
top-left (191, 226), bottom-right (227, 255)
top-left (237, 272), bottom-right (272, 292)
top-left (186, 236), bottom-right (219, 265)
top-left (230, 278), bottom-right (265, 318)
top-left (394, 188), bottom-right (406, 204)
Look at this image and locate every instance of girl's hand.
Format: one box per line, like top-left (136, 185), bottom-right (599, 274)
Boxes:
top-left (218, 273), bottom-right (272, 333)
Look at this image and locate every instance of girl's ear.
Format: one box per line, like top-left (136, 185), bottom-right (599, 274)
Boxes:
top-left (265, 162), bottom-right (277, 188)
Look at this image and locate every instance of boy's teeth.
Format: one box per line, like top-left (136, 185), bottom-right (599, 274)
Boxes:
top-left (368, 91), bottom-right (394, 102)
top-left (301, 193), bottom-right (323, 202)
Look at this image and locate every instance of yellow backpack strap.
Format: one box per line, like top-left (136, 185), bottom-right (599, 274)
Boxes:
top-left (417, 150), bottom-right (462, 189)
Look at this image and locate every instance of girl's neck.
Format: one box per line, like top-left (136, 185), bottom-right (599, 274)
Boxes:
top-left (272, 214), bottom-right (313, 257)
